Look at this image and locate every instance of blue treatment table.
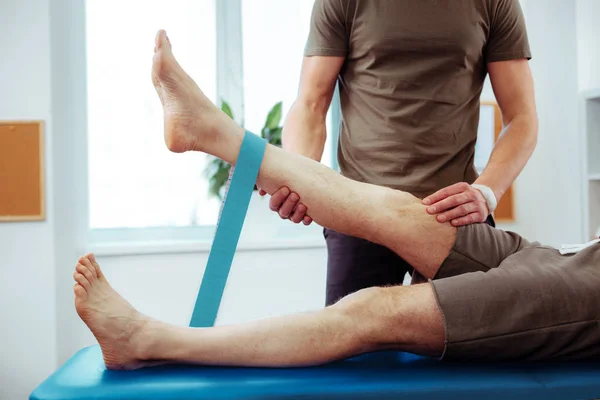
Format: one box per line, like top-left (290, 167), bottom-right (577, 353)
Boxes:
top-left (30, 346), bottom-right (600, 400)
top-left (30, 132), bottom-right (600, 399)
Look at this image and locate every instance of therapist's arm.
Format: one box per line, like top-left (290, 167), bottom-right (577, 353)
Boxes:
top-left (262, 55), bottom-right (344, 224)
top-left (474, 59), bottom-right (538, 201)
top-left (423, 59), bottom-right (538, 226)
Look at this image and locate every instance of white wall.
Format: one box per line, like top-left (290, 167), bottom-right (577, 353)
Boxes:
top-left (577, 0), bottom-right (600, 92)
top-left (487, 0), bottom-right (582, 246)
top-left (49, 0), bottom-right (94, 368)
top-left (0, 1), bottom-right (57, 399)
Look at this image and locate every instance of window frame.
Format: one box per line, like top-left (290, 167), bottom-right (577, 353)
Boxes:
top-left (84, 0), bottom-right (339, 252)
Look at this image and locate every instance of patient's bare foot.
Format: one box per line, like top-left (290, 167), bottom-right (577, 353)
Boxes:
top-left (73, 254), bottom-right (153, 370)
top-left (151, 29), bottom-right (229, 153)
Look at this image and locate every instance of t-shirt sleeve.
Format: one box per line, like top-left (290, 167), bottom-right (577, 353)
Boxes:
top-left (304, 0), bottom-right (348, 57)
top-left (485, 0), bottom-right (532, 63)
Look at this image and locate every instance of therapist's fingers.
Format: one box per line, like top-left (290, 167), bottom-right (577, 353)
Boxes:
top-left (436, 202), bottom-right (486, 223)
top-left (422, 182), bottom-right (470, 208)
top-left (265, 187), bottom-right (312, 225)
top-left (290, 203), bottom-right (308, 224)
top-left (278, 192), bottom-right (300, 219)
top-left (427, 186), bottom-right (485, 216)
top-left (269, 187), bottom-right (291, 212)
top-left (427, 193), bottom-right (470, 215)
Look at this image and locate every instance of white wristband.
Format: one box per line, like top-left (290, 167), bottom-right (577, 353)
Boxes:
top-left (471, 184), bottom-right (497, 214)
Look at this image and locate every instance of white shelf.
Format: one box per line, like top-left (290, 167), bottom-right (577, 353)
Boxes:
top-left (589, 182), bottom-right (600, 241)
top-left (582, 88), bottom-right (600, 101)
top-left (582, 91), bottom-right (600, 240)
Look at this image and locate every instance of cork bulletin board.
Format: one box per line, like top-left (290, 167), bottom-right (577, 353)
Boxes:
top-left (0, 121), bottom-right (45, 221)
top-left (480, 102), bottom-right (515, 222)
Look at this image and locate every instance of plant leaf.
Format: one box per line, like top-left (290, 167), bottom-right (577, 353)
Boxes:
top-left (264, 102), bottom-right (282, 131)
top-left (203, 156), bottom-right (223, 178)
top-left (221, 100), bottom-right (234, 120)
top-left (270, 127), bottom-right (283, 146)
top-left (210, 164), bottom-right (231, 200)
top-left (206, 156), bottom-right (231, 200)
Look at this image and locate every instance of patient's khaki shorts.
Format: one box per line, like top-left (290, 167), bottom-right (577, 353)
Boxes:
top-left (430, 223), bottom-right (600, 361)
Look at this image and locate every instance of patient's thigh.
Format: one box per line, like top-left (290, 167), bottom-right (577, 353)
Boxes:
top-left (430, 223), bottom-right (529, 280)
top-left (431, 244), bottom-right (600, 361)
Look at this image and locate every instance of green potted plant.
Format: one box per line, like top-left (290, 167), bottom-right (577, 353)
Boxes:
top-left (203, 100), bottom-right (283, 199)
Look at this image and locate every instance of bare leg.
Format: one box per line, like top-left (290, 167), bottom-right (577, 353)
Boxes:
top-left (73, 255), bottom-right (444, 370)
top-left (151, 30), bottom-right (455, 279)
top-left (73, 31), bottom-right (449, 371)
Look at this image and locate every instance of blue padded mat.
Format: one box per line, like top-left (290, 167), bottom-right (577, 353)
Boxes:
top-left (30, 345), bottom-right (600, 400)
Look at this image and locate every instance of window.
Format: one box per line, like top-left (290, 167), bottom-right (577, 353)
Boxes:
top-left (86, 0), bottom-right (220, 230)
top-left (86, 0), bottom-right (337, 241)
top-left (241, 0), bottom-right (334, 167)
top-left (475, 104), bottom-right (496, 174)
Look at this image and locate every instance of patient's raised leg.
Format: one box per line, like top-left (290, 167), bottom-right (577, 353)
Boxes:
top-left (73, 254), bottom-right (444, 370)
top-left (152, 30), bottom-right (453, 279)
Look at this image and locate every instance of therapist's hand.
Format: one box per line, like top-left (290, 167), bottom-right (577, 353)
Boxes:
top-left (259, 187), bottom-right (313, 225)
top-left (422, 182), bottom-right (489, 226)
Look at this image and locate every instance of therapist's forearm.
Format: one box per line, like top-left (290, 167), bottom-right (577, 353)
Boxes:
top-left (475, 113), bottom-right (538, 200)
top-left (282, 100), bottom-right (327, 162)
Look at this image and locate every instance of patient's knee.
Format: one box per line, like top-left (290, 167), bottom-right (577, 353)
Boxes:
top-left (331, 287), bottom-right (402, 346)
top-left (331, 285), bottom-right (445, 351)
top-left (332, 287), bottom-right (388, 312)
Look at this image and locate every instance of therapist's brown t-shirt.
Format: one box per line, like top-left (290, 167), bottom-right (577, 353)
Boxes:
top-left (305, 0), bottom-right (531, 197)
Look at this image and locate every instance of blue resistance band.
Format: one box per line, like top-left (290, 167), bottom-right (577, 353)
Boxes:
top-left (189, 131), bottom-right (266, 328)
